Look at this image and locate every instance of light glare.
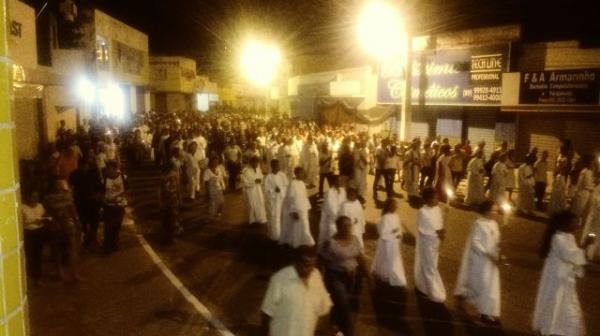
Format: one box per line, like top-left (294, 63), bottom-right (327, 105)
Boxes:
top-left (240, 39), bottom-right (281, 86)
top-left (77, 77), bottom-right (96, 103)
top-left (357, 1), bottom-right (405, 60)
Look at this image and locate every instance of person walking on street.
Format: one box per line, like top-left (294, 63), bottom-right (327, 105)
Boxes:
top-left (534, 151), bottom-right (549, 210)
top-left (264, 159), bottom-right (289, 241)
top-left (102, 161), bottom-right (127, 254)
top-left (372, 199), bottom-right (407, 288)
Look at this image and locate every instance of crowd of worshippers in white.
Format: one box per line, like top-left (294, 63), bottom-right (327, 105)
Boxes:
top-left (130, 111), bottom-right (598, 336)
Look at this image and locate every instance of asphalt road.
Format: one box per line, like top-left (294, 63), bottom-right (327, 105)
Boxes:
top-left (127, 165), bottom-right (600, 336)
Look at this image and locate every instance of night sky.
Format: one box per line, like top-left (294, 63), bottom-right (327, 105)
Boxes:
top-left (25, 0), bottom-right (600, 81)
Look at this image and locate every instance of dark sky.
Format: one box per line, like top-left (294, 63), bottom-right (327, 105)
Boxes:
top-left (30, 0), bottom-right (600, 80)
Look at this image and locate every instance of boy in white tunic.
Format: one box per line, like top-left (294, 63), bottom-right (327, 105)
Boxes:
top-left (338, 187), bottom-right (366, 249)
top-left (518, 154), bottom-right (536, 214)
top-left (261, 247), bottom-right (332, 336)
top-left (454, 201), bottom-right (501, 325)
top-left (464, 150), bottom-right (486, 206)
top-left (264, 160), bottom-right (289, 241)
top-left (318, 176), bottom-right (346, 244)
top-left (533, 211), bottom-right (595, 336)
top-left (372, 199), bottom-right (407, 287)
top-left (241, 156), bottom-right (267, 224)
top-left (414, 187), bottom-right (447, 302)
top-left (280, 167), bottom-right (315, 247)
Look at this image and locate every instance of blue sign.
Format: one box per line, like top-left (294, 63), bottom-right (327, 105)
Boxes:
top-left (378, 44), bottom-right (509, 105)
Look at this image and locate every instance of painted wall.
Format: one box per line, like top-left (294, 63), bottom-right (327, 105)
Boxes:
top-left (150, 57), bottom-right (196, 93)
top-left (0, 0), bottom-right (29, 334)
top-left (8, 0), bottom-right (36, 69)
top-left (94, 10), bottom-right (149, 86)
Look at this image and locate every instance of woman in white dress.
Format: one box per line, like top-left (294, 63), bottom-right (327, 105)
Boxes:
top-left (372, 199), bottom-right (407, 287)
top-left (454, 201), bottom-right (501, 325)
top-left (518, 154), bottom-right (536, 214)
top-left (464, 150), bottom-right (486, 206)
top-left (571, 156), bottom-right (595, 218)
top-left (533, 211), bottom-right (595, 336)
top-left (548, 165), bottom-right (569, 216)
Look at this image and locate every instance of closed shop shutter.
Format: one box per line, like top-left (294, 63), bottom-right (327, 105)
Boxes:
top-left (517, 116), bottom-right (562, 164)
top-left (468, 113), bottom-right (496, 159)
top-left (565, 119), bottom-right (600, 157)
top-left (14, 98), bottom-right (42, 160)
top-left (410, 121), bottom-right (430, 141)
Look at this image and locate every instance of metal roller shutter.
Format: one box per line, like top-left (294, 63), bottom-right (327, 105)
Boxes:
top-left (468, 113), bottom-right (496, 159)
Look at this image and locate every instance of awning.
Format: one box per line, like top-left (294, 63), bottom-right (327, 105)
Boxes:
top-left (316, 97), bottom-right (396, 125)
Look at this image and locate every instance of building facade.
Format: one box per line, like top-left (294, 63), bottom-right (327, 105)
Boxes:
top-left (149, 56), bottom-right (197, 113)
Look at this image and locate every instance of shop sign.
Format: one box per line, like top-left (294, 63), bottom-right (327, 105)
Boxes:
top-left (519, 69), bottom-right (600, 105)
top-left (378, 44), bottom-right (509, 105)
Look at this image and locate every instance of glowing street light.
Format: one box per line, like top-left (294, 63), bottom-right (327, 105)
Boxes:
top-left (240, 39), bottom-right (281, 87)
top-left (76, 76), bottom-right (96, 104)
top-left (357, 1), bottom-right (406, 60)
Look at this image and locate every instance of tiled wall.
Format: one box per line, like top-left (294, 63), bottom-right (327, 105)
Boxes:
top-left (0, 0), bottom-right (29, 334)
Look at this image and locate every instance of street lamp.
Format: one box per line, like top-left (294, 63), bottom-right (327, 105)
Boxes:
top-left (357, 1), bottom-right (405, 60)
top-left (357, 1), bottom-right (412, 141)
top-left (240, 39), bottom-right (281, 87)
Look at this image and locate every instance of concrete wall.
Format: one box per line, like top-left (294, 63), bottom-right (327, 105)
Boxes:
top-left (149, 57), bottom-right (197, 94)
top-left (8, 0), bottom-right (36, 69)
top-left (43, 85), bottom-right (79, 142)
top-left (95, 10), bottom-right (149, 86)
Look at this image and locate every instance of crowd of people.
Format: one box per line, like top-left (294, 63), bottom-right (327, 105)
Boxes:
top-left (21, 107), bottom-right (600, 336)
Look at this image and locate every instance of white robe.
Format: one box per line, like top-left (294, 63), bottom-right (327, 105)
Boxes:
top-left (581, 184), bottom-right (600, 260)
top-left (518, 164), bottom-right (535, 213)
top-left (318, 187), bottom-right (346, 244)
top-left (454, 217), bottom-right (501, 317)
top-left (464, 157), bottom-right (486, 206)
top-left (280, 180), bottom-right (314, 247)
top-left (301, 142), bottom-right (319, 186)
top-left (548, 174), bottom-right (568, 215)
top-left (183, 152), bottom-right (200, 199)
top-left (533, 233), bottom-right (586, 336)
top-left (402, 149), bottom-right (421, 196)
top-left (353, 149), bottom-right (369, 196)
top-left (338, 200), bottom-right (366, 249)
top-left (488, 161), bottom-right (507, 205)
top-left (241, 166), bottom-right (267, 224)
top-left (264, 172), bottom-right (289, 241)
top-left (571, 168), bottom-right (594, 218)
top-left (414, 205), bottom-right (447, 302)
top-left (372, 213), bottom-right (407, 287)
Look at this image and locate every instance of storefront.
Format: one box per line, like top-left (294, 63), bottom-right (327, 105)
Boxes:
top-left (149, 56), bottom-right (196, 113)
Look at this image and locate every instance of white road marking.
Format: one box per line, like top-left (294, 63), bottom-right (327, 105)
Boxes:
top-left (136, 233), bottom-right (235, 336)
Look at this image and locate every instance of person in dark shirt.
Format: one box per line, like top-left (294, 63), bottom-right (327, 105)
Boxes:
top-left (69, 157), bottom-right (103, 250)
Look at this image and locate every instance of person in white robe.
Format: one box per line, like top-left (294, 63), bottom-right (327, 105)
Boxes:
top-left (301, 136), bottom-right (319, 188)
top-left (518, 154), bottom-right (536, 214)
top-left (318, 176), bottom-right (346, 244)
top-left (338, 187), bottom-right (366, 249)
top-left (183, 142), bottom-right (200, 200)
top-left (488, 154), bottom-right (508, 206)
top-left (264, 159), bottom-right (289, 241)
top-left (261, 247), bottom-right (332, 336)
top-left (280, 167), bottom-right (315, 247)
top-left (205, 160), bottom-right (226, 220)
top-left (548, 168), bottom-right (568, 215)
top-left (533, 211), bottom-right (595, 336)
top-left (402, 141), bottom-right (421, 197)
top-left (454, 201), bottom-right (501, 324)
top-left (464, 150), bottom-right (486, 206)
top-left (581, 176), bottom-right (600, 260)
top-left (353, 142), bottom-right (369, 197)
top-left (372, 199), bottom-right (407, 287)
top-left (414, 187), bottom-right (447, 303)
top-left (571, 156), bottom-right (595, 218)
top-left (241, 156), bottom-right (267, 224)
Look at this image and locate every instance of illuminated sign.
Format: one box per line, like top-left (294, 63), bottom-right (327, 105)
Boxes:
top-left (520, 69), bottom-right (600, 105)
top-left (378, 44), bottom-right (509, 105)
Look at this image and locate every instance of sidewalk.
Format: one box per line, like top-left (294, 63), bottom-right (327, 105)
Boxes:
top-left (28, 223), bottom-right (218, 336)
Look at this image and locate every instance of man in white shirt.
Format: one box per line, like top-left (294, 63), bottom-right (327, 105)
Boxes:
top-left (264, 160), bottom-right (289, 241)
top-left (22, 192), bottom-right (49, 285)
top-left (338, 187), bottom-right (366, 249)
top-left (534, 150), bottom-right (549, 210)
top-left (414, 187), bottom-right (447, 303)
top-left (261, 247), bottom-right (332, 336)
